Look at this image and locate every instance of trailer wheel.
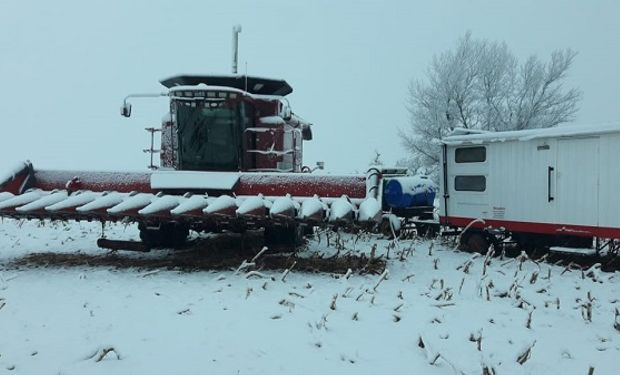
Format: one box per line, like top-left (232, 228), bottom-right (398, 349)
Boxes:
top-left (459, 231), bottom-right (490, 253)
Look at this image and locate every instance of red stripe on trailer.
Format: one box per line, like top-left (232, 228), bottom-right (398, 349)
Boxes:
top-left (441, 216), bottom-right (620, 239)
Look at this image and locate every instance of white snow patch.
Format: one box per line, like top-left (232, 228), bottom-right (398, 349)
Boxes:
top-left (328, 195), bottom-right (355, 222)
top-left (204, 195), bottom-right (238, 214)
top-left (76, 192), bottom-right (127, 212)
top-left (169, 195), bottom-right (211, 215)
top-left (0, 192), bottom-right (15, 203)
top-left (299, 195), bottom-right (326, 220)
top-left (357, 197), bottom-right (381, 222)
top-left (138, 195), bottom-right (181, 215)
top-left (0, 220), bottom-right (618, 374)
top-left (236, 194), bottom-right (270, 216)
top-left (444, 123), bottom-right (620, 145)
top-left (0, 190), bottom-right (47, 210)
top-left (259, 116), bottom-right (285, 125)
top-left (270, 195), bottom-right (298, 217)
top-left (45, 192), bottom-right (100, 212)
top-left (107, 193), bottom-right (155, 214)
top-left (394, 175), bottom-right (437, 195)
top-left (15, 191), bottom-right (69, 212)
top-left (151, 171), bottom-right (240, 190)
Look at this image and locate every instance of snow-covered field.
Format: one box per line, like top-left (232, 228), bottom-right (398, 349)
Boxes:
top-left (0, 220), bottom-right (618, 374)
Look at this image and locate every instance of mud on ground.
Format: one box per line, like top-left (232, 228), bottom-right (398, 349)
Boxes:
top-left (4, 232), bottom-right (386, 274)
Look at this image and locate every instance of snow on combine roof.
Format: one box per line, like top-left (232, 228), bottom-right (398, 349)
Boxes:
top-left (168, 84), bottom-right (247, 95)
top-left (442, 123), bottom-right (620, 145)
top-left (160, 75), bottom-right (293, 96)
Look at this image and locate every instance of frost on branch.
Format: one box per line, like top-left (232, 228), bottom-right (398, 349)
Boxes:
top-left (400, 32), bottom-right (581, 173)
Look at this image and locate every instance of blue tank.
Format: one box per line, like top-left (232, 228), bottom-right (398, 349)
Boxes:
top-left (383, 175), bottom-right (437, 209)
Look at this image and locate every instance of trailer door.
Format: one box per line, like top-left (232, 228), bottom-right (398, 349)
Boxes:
top-left (494, 139), bottom-right (556, 225)
top-left (598, 134), bottom-right (620, 230)
top-left (555, 137), bottom-right (599, 227)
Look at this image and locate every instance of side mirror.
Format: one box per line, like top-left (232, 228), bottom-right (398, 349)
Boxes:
top-left (280, 106), bottom-right (292, 121)
top-left (302, 125), bottom-right (313, 140)
top-left (120, 102), bottom-right (132, 117)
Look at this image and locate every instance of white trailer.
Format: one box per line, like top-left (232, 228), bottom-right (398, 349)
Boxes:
top-left (439, 124), bottom-right (620, 250)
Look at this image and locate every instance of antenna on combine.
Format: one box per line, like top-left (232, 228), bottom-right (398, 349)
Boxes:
top-left (244, 61), bottom-right (248, 92)
top-left (232, 24), bottom-right (242, 74)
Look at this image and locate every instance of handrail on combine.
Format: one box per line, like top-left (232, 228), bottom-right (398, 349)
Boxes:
top-left (121, 92), bottom-right (169, 117)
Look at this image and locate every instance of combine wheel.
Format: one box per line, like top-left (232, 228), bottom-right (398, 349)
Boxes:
top-left (139, 222), bottom-right (189, 248)
top-left (264, 223), bottom-right (306, 248)
top-left (458, 231), bottom-right (491, 253)
top-left (303, 224), bottom-right (315, 236)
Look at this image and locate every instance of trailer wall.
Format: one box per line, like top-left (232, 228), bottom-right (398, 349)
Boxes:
top-left (440, 132), bottom-right (620, 239)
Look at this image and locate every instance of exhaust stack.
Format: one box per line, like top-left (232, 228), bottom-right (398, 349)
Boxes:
top-left (232, 24), bottom-right (242, 74)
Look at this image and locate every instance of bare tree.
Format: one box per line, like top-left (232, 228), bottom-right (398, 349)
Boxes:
top-left (400, 32), bottom-right (581, 174)
top-left (369, 149), bottom-right (384, 166)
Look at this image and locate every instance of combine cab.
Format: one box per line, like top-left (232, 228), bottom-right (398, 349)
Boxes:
top-left (0, 73), bottom-right (437, 250)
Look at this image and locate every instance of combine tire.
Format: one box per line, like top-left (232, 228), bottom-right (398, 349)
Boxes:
top-left (139, 223), bottom-right (189, 248)
top-left (264, 224), bottom-right (305, 248)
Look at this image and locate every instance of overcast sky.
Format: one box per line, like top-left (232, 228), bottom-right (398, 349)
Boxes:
top-left (1, 0), bottom-right (618, 174)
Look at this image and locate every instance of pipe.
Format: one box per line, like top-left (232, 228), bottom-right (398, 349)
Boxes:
top-left (232, 25), bottom-right (242, 74)
top-left (365, 167), bottom-right (381, 200)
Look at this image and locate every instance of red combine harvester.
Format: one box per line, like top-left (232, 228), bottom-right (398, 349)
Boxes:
top-left (0, 74), bottom-right (436, 250)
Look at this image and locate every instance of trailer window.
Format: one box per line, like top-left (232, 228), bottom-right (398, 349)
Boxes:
top-left (455, 175), bottom-right (486, 192)
top-left (455, 147), bottom-right (486, 163)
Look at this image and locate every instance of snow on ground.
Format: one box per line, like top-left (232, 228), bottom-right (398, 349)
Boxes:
top-left (0, 219), bottom-right (619, 374)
